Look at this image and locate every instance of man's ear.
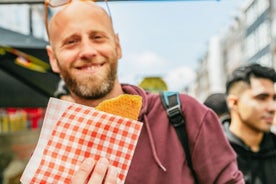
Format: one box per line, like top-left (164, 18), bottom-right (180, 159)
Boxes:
top-left (227, 94), bottom-right (239, 111)
top-left (46, 45), bottom-right (60, 73)
top-left (115, 33), bottom-right (122, 59)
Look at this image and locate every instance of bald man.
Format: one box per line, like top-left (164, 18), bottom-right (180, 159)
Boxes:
top-left (45, 1), bottom-right (244, 183)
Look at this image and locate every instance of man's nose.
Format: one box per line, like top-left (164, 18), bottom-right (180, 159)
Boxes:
top-left (268, 99), bottom-right (276, 112)
top-left (79, 39), bottom-right (97, 59)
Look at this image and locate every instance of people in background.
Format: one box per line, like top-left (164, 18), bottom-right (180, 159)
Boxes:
top-left (225, 63), bottom-right (276, 184)
top-left (45, 1), bottom-right (244, 183)
top-left (203, 92), bottom-right (230, 126)
top-left (53, 79), bottom-right (74, 102)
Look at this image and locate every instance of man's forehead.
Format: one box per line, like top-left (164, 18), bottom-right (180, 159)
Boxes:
top-left (248, 77), bottom-right (275, 94)
top-left (49, 1), bottom-right (110, 33)
top-left (48, 1), bottom-right (115, 44)
top-left (250, 77), bottom-right (274, 86)
top-left (52, 1), bottom-right (103, 18)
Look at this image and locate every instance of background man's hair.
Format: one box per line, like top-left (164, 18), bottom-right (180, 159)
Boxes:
top-left (204, 93), bottom-right (229, 116)
top-left (226, 63), bottom-right (276, 95)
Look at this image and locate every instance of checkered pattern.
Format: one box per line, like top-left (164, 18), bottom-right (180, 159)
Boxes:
top-left (20, 98), bottom-right (142, 184)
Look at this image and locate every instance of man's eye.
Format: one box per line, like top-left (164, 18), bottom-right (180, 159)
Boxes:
top-left (92, 34), bottom-right (105, 40)
top-left (66, 39), bottom-right (77, 44)
top-left (94, 35), bottom-right (102, 39)
top-left (258, 95), bottom-right (267, 100)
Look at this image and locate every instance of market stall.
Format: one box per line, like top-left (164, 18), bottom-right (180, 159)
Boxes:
top-left (0, 27), bottom-right (60, 184)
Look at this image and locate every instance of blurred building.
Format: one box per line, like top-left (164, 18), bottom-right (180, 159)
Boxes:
top-left (243, 0), bottom-right (272, 67)
top-left (0, 3), bottom-right (46, 41)
top-left (270, 0), bottom-right (276, 68)
top-left (193, 0), bottom-right (276, 101)
top-left (194, 54), bottom-right (209, 101)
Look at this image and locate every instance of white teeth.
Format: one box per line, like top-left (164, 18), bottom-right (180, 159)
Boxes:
top-left (88, 66), bottom-right (95, 70)
top-left (83, 65), bottom-right (100, 71)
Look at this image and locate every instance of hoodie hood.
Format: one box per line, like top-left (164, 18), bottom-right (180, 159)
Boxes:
top-left (121, 84), bottom-right (151, 121)
top-left (121, 84), bottom-right (167, 171)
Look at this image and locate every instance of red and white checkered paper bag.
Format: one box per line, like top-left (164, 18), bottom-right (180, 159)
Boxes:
top-left (20, 97), bottom-right (143, 184)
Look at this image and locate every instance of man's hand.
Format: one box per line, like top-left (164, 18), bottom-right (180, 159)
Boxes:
top-left (71, 158), bottom-right (118, 184)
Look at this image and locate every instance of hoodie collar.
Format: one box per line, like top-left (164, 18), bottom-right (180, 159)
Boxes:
top-left (224, 124), bottom-right (276, 156)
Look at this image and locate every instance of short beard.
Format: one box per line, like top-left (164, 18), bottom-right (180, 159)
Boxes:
top-left (61, 62), bottom-right (117, 100)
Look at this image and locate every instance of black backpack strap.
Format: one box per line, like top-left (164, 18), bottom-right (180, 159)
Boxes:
top-left (160, 91), bottom-right (198, 183)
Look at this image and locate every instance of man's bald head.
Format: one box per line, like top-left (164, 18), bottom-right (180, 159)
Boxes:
top-left (48, 1), bottom-right (114, 43)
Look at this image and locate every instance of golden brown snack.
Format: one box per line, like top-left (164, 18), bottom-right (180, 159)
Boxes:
top-left (96, 94), bottom-right (142, 120)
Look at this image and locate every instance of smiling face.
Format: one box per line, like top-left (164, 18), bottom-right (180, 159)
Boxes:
top-left (47, 1), bottom-right (122, 100)
top-left (229, 77), bottom-right (276, 133)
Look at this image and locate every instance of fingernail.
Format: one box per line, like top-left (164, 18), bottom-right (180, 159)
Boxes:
top-left (83, 157), bottom-right (94, 165)
top-left (98, 158), bottom-right (109, 166)
top-left (109, 166), bottom-right (118, 176)
top-left (81, 157), bottom-right (95, 171)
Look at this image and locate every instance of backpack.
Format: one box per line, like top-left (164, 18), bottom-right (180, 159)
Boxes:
top-left (160, 91), bottom-right (198, 183)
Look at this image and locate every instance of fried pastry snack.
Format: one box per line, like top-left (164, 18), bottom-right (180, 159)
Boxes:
top-left (96, 94), bottom-right (142, 120)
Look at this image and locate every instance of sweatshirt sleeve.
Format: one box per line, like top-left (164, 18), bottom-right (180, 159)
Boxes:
top-left (185, 102), bottom-right (244, 183)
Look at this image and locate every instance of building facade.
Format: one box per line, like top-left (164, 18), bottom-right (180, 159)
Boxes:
top-left (194, 0), bottom-right (276, 101)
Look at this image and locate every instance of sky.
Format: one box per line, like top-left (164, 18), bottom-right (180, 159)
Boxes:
top-left (103, 0), bottom-right (244, 91)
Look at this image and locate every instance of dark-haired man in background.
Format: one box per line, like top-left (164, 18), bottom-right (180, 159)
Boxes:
top-left (225, 63), bottom-right (276, 184)
top-left (204, 92), bottom-right (230, 126)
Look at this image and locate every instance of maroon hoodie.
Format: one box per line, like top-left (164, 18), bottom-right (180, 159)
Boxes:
top-left (122, 84), bottom-right (244, 184)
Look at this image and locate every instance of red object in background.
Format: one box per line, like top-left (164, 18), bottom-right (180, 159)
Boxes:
top-left (23, 108), bottom-right (44, 129)
top-left (6, 108), bottom-right (45, 129)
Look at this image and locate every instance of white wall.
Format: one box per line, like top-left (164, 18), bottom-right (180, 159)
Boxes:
top-left (207, 35), bottom-right (225, 93)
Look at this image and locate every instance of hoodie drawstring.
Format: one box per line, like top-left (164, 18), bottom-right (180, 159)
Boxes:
top-left (143, 115), bottom-right (167, 172)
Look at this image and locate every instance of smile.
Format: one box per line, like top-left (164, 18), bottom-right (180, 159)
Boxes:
top-left (76, 63), bottom-right (104, 72)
